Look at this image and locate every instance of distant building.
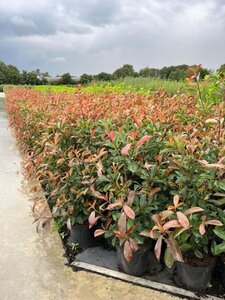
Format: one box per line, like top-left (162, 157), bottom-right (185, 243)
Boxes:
top-left (34, 69), bottom-right (80, 83)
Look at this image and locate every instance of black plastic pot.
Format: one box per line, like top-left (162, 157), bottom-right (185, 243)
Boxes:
top-left (147, 251), bottom-right (163, 274)
top-left (221, 260), bottom-right (225, 288)
top-left (174, 260), bottom-right (216, 291)
top-left (116, 245), bottom-right (148, 276)
top-left (70, 223), bottom-right (97, 248)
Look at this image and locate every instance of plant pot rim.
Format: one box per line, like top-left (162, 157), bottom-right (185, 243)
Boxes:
top-left (176, 257), bottom-right (216, 269)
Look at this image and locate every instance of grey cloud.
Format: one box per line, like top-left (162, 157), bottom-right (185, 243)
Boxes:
top-left (0, 0), bottom-right (224, 75)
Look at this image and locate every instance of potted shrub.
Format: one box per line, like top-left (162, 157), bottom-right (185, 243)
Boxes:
top-left (107, 211), bottom-right (149, 276)
top-left (141, 195), bottom-right (223, 291)
top-left (92, 190), bottom-right (151, 276)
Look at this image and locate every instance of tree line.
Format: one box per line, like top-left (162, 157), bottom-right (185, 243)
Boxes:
top-left (79, 64), bottom-right (225, 84)
top-left (0, 61), bottom-right (48, 85)
top-left (0, 60), bottom-right (224, 85)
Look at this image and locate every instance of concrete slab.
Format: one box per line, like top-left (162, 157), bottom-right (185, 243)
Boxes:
top-left (73, 247), bottom-right (223, 300)
top-left (0, 96), bottom-right (181, 300)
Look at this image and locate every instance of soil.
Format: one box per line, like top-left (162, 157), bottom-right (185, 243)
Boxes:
top-left (183, 251), bottom-right (215, 267)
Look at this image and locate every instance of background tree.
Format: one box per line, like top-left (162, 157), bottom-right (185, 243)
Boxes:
top-left (6, 65), bottom-right (21, 84)
top-left (139, 67), bottom-right (160, 78)
top-left (80, 74), bottom-right (93, 84)
top-left (94, 72), bottom-right (112, 81)
top-left (112, 64), bottom-right (135, 79)
top-left (218, 64), bottom-right (225, 74)
top-left (0, 61), bottom-right (10, 84)
top-left (20, 71), bottom-right (41, 85)
top-left (57, 73), bottom-right (73, 85)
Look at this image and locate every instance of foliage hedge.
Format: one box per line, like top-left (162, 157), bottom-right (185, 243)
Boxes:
top-left (6, 75), bottom-right (225, 261)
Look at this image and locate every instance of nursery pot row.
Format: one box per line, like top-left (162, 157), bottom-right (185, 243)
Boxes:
top-left (70, 223), bottom-right (223, 292)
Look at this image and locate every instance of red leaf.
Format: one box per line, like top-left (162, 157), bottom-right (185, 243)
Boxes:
top-left (173, 195), bottom-right (180, 207)
top-left (107, 131), bottom-right (116, 140)
top-left (163, 220), bottom-right (181, 231)
top-left (155, 235), bottom-right (163, 261)
top-left (132, 115), bottom-right (140, 126)
top-left (67, 218), bottom-right (71, 230)
top-left (184, 207), bottom-right (204, 215)
top-left (118, 212), bottom-right (127, 234)
top-left (128, 130), bottom-right (139, 140)
top-left (90, 185), bottom-right (107, 201)
top-left (204, 220), bottom-right (223, 226)
top-left (137, 135), bottom-right (151, 146)
top-left (124, 240), bottom-right (133, 262)
top-left (167, 237), bottom-right (184, 262)
top-left (152, 214), bottom-right (161, 227)
top-left (177, 211), bottom-right (190, 229)
top-left (94, 229), bottom-right (106, 237)
top-left (144, 162), bottom-right (151, 170)
top-left (149, 187), bottom-right (160, 197)
top-left (159, 210), bottom-right (174, 220)
top-left (88, 211), bottom-right (100, 229)
top-left (115, 231), bottom-right (126, 238)
top-left (107, 197), bottom-right (124, 210)
top-left (199, 223), bottom-right (206, 235)
top-left (123, 204), bottom-right (135, 220)
top-left (126, 225), bottom-right (136, 235)
top-left (127, 190), bottom-right (135, 206)
top-left (121, 143), bottom-right (132, 156)
top-left (129, 238), bottom-right (139, 252)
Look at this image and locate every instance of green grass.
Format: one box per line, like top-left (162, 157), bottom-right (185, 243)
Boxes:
top-left (34, 85), bottom-right (77, 93)
top-left (34, 77), bottom-right (192, 95)
top-left (82, 77), bottom-right (191, 95)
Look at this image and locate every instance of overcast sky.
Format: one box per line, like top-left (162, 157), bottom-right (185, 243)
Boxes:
top-left (0, 0), bottom-right (224, 75)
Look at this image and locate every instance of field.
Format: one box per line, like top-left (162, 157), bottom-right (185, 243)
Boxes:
top-left (34, 77), bottom-right (191, 95)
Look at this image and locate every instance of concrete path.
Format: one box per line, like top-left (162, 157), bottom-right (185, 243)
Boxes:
top-left (0, 93), bottom-right (180, 300)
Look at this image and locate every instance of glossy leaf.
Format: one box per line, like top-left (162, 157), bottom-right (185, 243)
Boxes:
top-left (155, 235), bottom-right (163, 261)
top-left (118, 212), bottom-right (127, 234)
top-left (88, 211), bottom-right (100, 229)
top-left (124, 240), bottom-right (133, 262)
top-left (127, 190), bottom-right (135, 206)
top-left (176, 211), bottom-right (190, 229)
top-left (94, 229), bottom-right (106, 237)
top-left (167, 237), bottom-right (184, 262)
top-left (199, 223), bottom-right (206, 235)
top-left (213, 242), bottom-right (225, 256)
top-left (121, 143), bottom-right (132, 156)
top-left (184, 207), bottom-right (204, 215)
top-left (129, 238), bottom-right (139, 252)
top-left (173, 195), bottom-right (180, 207)
top-left (213, 227), bottom-right (225, 240)
top-left (123, 204), bottom-right (135, 220)
top-left (204, 220), bottom-right (223, 226)
top-left (163, 220), bottom-right (181, 231)
top-left (137, 135), bottom-right (151, 146)
top-left (164, 247), bottom-right (175, 268)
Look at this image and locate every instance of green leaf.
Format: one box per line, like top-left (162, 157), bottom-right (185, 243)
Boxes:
top-left (164, 247), bottom-right (175, 268)
top-left (181, 243), bottom-right (192, 252)
top-left (213, 227), bottom-right (225, 240)
top-left (127, 161), bottom-right (138, 173)
top-left (98, 175), bottom-right (110, 183)
top-left (213, 242), bottom-right (225, 256)
top-left (217, 180), bottom-right (225, 191)
top-left (133, 234), bottom-right (145, 244)
top-left (194, 250), bottom-right (203, 259)
top-left (209, 198), bottom-right (225, 206)
top-left (105, 231), bottom-right (114, 238)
